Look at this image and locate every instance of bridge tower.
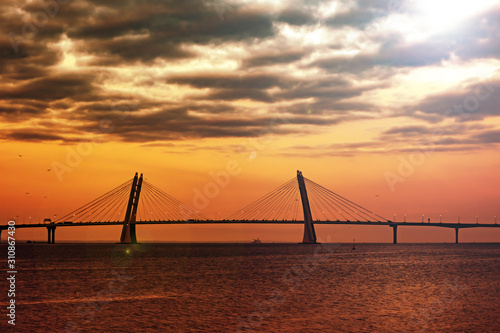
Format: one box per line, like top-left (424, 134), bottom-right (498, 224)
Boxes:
top-left (297, 170), bottom-right (317, 244)
top-left (120, 172), bottom-right (143, 243)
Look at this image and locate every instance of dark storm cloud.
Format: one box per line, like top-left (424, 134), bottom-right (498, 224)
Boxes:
top-left (169, 73), bottom-right (381, 107)
top-left (275, 80), bottom-right (385, 116)
top-left (276, 77), bottom-right (378, 102)
top-left (70, 101), bottom-right (238, 124)
top-left (277, 9), bottom-right (316, 26)
top-left (74, 101), bottom-right (143, 114)
top-left (0, 73), bottom-right (97, 101)
top-left (0, 102), bottom-right (47, 121)
top-left (0, 0), bottom-right (72, 81)
top-left (241, 50), bottom-right (309, 68)
top-left (169, 73), bottom-right (285, 90)
top-left (202, 89), bottom-right (275, 102)
top-left (3, 130), bottom-right (67, 142)
top-left (474, 130), bottom-right (500, 143)
top-left (325, 8), bottom-right (376, 28)
top-left (66, 1), bottom-right (275, 62)
top-left (0, 32), bottom-right (62, 80)
top-left (170, 73), bottom-right (287, 103)
top-left (69, 102), bottom-right (350, 142)
top-left (409, 80), bottom-right (500, 122)
top-left (77, 111), bottom-right (284, 142)
top-left (2, 0), bottom-right (276, 65)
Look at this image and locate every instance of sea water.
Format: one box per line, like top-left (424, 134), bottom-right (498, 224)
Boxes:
top-left (1, 243), bottom-right (499, 332)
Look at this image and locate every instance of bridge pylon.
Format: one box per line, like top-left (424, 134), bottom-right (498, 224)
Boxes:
top-left (120, 172), bottom-right (143, 244)
top-left (297, 170), bottom-right (317, 244)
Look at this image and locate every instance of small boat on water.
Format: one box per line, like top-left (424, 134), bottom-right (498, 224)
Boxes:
top-left (251, 238), bottom-right (262, 244)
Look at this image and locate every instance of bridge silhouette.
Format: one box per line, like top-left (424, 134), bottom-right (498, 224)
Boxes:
top-left (2, 171), bottom-right (499, 244)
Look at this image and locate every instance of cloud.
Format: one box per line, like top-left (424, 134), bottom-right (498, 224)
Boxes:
top-left (0, 33), bottom-right (61, 80)
top-left (383, 125), bottom-right (432, 136)
top-left (0, 73), bottom-right (97, 101)
top-left (0, 0), bottom-right (498, 153)
top-left (3, 130), bottom-right (68, 142)
top-left (275, 77), bottom-right (380, 104)
top-left (169, 73), bottom-right (285, 90)
top-left (70, 103), bottom-right (351, 143)
top-left (474, 130), bottom-right (500, 143)
top-left (453, 6), bottom-right (500, 61)
top-left (66, 2), bottom-right (276, 63)
top-left (316, 5), bottom-right (500, 76)
top-left (277, 9), bottom-right (316, 26)
top-left (283, 121), bottom-right (500, 157)
top-left (168, 72), bottom-right (382, 109)
top-left (312, 36), bottom-right (454, 75)
top-left (325, 8), bottom-right (376, 29)
top-left (0, 99), bottom-right (49, 120)
top-left (324, 0), bottom-right (403, 28)
top-left (169, 72), bottom-right (287, 103)
top-left (408, 80), bottom-right (500, 122)
top-left (241, 50), bottom-right (309, 68)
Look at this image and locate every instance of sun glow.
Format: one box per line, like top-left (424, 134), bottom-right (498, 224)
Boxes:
top-left (412, 0), bottom-right (498, 33)
top-left (369, 0), bottom-right (499, 44)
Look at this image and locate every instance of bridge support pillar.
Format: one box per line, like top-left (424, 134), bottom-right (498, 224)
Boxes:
top-left (392, 225), bottom-right (398, 244)
top-left (297, 170), bottom-right (317, 244)
top-left (455, 228), bottom-right (459, 244)
top-left (47, 226), bottom-right (56, 244)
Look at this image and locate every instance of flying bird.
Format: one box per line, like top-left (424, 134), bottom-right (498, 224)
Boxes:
top-left (25, 192), bottom-right (29, 195)
top-left (47, 168), bottom-right (51, 171)
top-left (18, 154), bottom-right (22, 157)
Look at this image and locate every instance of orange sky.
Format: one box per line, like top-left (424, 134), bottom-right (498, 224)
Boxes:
top-left (1, 138), bottom-right (498, 243)
top-left (1, 0), bottom-right (499, 243)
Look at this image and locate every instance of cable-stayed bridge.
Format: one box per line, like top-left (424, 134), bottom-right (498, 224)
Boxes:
top-left (2, 171), bottom-right (499, 244)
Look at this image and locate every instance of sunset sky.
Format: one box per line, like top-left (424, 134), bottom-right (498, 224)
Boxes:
top-left (1, 0), bottom-right (499, 243)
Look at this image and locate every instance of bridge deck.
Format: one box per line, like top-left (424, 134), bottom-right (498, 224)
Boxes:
top-left (2, 220), bottom-right (499, 230)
